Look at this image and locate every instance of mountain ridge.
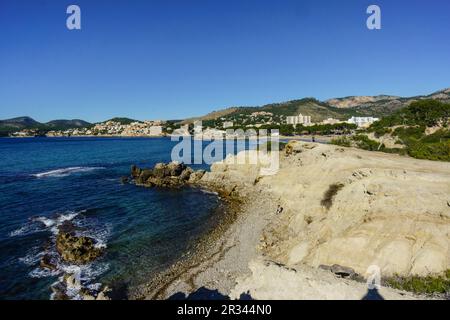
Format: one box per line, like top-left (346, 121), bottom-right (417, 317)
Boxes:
top-left (1, 87), bottom-right (449, 134)
top-left (183, 88), bottom-right (450, 124)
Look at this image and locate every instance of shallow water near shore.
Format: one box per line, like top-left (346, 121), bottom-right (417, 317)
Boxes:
top-left (0, 137), bottom-right (246, 300)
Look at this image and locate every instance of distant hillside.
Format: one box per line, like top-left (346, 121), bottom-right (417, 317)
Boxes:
top-left (332, 100), bottom-right (450, 162)
top-left (186, 98), bottom-right (358, 125)
top-left (46, 119), bottom-right (91, 129)
top-left (326, 95), bottom-right (401, 109)
top-left (235, 98), bottom-right (355, 121)
top-left (0, 116), bottom-right (41, 129)
top-left (181, 108), bottom-right (240, 124)
top-left (103, 117), bottom-right (140, 125)
top-left (1, 87), bottom-right (449, 136)
top-left (0, 117), bottom-right (92, 136)
top-left (326, 88), bottom-right (450, 116)
top-left (185, 88), bottom-right (450, 125)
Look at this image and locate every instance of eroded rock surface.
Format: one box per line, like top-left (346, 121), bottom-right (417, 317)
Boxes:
top-left (56, 225), bottom-right (103, 264)
top-left (131, 162), bottom-right (205, 188)
top-left (202, 142), bottom-right (450, 278)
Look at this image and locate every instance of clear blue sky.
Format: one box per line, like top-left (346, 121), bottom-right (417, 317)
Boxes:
top-left (0, 0), bottom-right (449, 122)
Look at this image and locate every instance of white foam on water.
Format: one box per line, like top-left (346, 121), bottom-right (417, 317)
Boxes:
top-left (10, 210), bottom-right (84, 238)
top-left (58, 262), bottom-right (109, 285)
top-left (56, 262), bottom-right (110, 300)
top-left (29, 266), bottom-right (61, 278)
top-left (34, 217), bottom-right (56, 228)
top-left (200, 189), bottom-right (219, 195)
top-left (48, 211), bottom-right (84, 234)
top-left (32, 166), bottom-right (105, 178)
top-left (14, 208), bottom-right (110, 300)
top-left (86, 283), bottom-right (102, 291)
top-left (76, 221), bottom-right (112, 250)
top-left (19, 247), bottom-right (45, 266)
top-left (8, 223), bottom-right (44, 237)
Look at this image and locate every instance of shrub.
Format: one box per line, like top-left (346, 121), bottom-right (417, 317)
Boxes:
top-left (353, 135), bottom-right (384, 151)
top-left (321, 183), bottom-right (344, 210)
top-left (408, 141), bottom-right (450, 161)
top-left (385, 271), bottom-right (450, 295)
top-left (331, 137), bottom-right (352, 147)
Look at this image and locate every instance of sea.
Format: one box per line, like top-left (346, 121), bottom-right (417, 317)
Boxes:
top-left (0, 137), bottom-right (243, 300)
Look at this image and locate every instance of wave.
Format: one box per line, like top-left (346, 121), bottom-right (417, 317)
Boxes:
top-left (200, 189), bottom-right (219, 196)
top-left (32, 166), bottom-right (106, 178)
top-left (9, 210), bottom-right (83, 237)
top-left (29, 266), bottom-right (60, 279)
top-left (12, 209), bottom-right (110, 299)
top-left (47, 263), bottom-right (110, 300)
top-left (19, 247), bottom-right (45, 266)
top-left (8, 223), bottom-right (44, 237)
top-left (75, 221), bottom-right (112, 250)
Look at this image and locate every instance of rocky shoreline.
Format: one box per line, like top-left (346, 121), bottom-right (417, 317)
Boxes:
top-left (127, 161), bottom-right (244, 299)
top-left (37, 219), bottom-right (111, 300)
top-left (129, 162), bottom-right (206, 188)
top-left (131, 141), bottom-right (450, 300)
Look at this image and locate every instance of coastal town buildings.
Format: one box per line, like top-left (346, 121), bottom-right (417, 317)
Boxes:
top-left (321, 118), bottom-right (344, 125)
top-left (250, 111), bottom-right (273, 118)
top-left (347, 116), bottom-right (380, 128)
top-left (10, 129), bottom-right (41, 137)
top-left (286, 114), bottom-right (312, 126)
top-left (25, 120), bottom-right (166, 137)
top-left (223, 121), bottom-right (234, 129)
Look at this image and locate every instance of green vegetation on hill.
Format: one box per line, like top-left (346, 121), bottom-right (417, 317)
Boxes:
top-left (0, 117), bottom-right (93, 135)
top-left (369, 100), bottom-right (450, 134)
top-left (46, 119), bottom-right (92, 130)
top-left (103, 117), bottom-right (139, 125)
top-left (192, 98), bottom-right (375, 129)
top-left (385, 270), bottom-right (450, 295)
top-left (189, 89), bottom-right (450, 128)
top-left (222, 98), bottom-right (358, 123)
top-left (332, 100), bottom-right (450, 162)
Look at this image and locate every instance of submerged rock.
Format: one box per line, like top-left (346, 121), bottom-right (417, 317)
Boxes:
top-left (51, 282), bottom-right (70, 300)
top-left (79, 286), bottom-right (111, 301)
top-left (52, 272), bottom-right (111, 301)
top-left (40, 254), bottom-right (57, 270)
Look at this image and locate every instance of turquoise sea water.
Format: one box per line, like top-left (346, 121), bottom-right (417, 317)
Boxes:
top-left (0, 137), bottom-right (228, 300)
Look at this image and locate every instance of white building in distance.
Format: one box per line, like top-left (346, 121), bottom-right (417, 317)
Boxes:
top-left (347, 116), bottom-right (380, 128)
top-left (322, 118), bottom-right (344, 125)
top-left (223, 121), bottom-right (234, 129)
top-left (149, 126), bottom-right (163, 136)
top-left (286, 114), bottom-right (312, 126)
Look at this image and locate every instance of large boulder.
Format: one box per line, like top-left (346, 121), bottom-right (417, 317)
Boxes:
top-left (132, 162), bottom-right (205, 188)
top-left (56, 231), bottom-right (103, 264)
